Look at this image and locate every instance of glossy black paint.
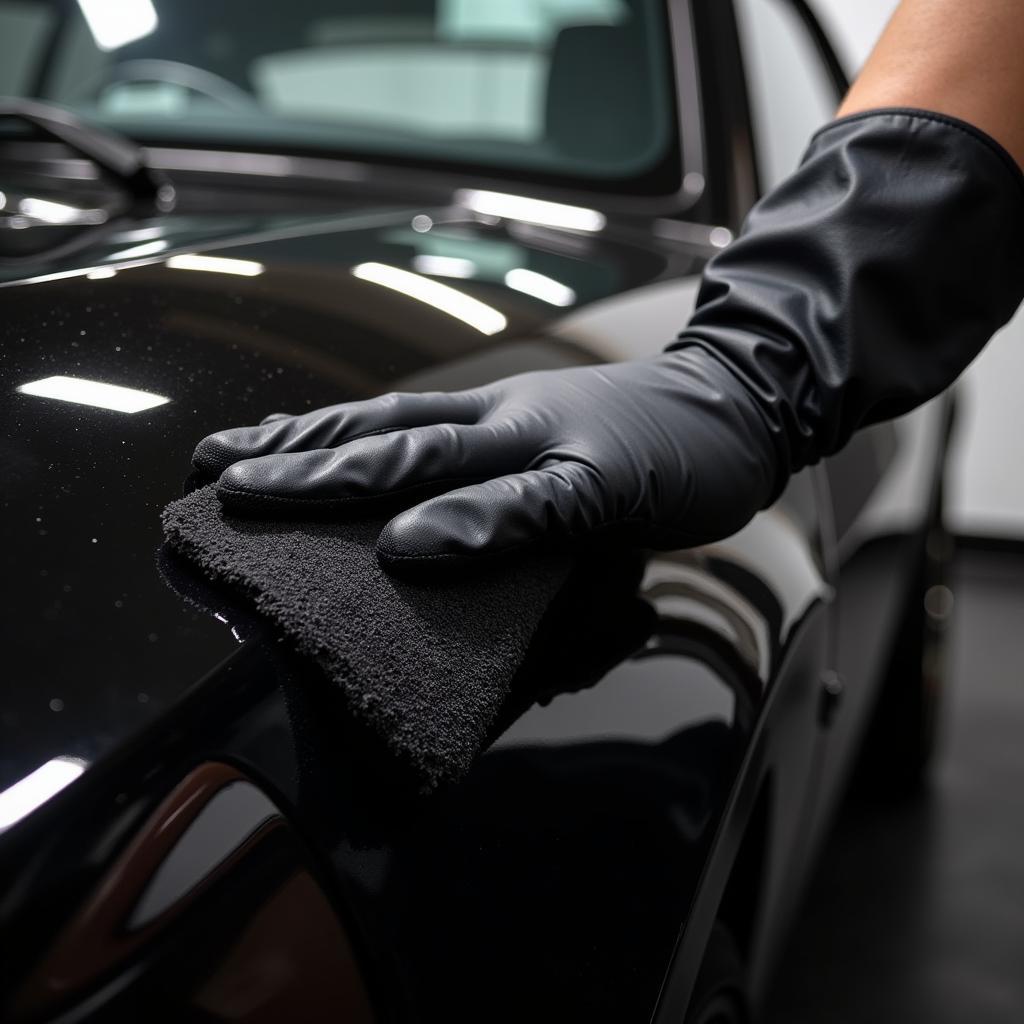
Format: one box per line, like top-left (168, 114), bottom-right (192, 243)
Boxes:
top-left (5, 760), bottom-right (376, 1022)
top-left (0, 3), bottom-right (949, 1022)
top-left (0, 205), bottom-right (698, 797)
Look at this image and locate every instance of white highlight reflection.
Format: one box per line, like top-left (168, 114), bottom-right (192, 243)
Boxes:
top-left (709, 226), bottom-right (734, 249)
top-left (76, 0), bottom-right (158, 51)
top-left (18, 375), bottom-right (170, 413)
top-left (109, 239), bottom-right (169, 260)
top-left (110, 226), bottom-right (165, 244)
top-left (0, 757), bottom-right (86, 833)
top-left (505, 267), bottom-right (576, 307)
top-left (456, 189), bottom-right (606, 233)
top-left (411, 255), bottom-right (476, 279)
top-left (352, 262), bottom-right (506, 335)
top-left (19, 197), bottom-right (88, 225)
top-left (166, 254), bottom-right (265, 277)
top-left (14, 267), bottom-right (112, 286)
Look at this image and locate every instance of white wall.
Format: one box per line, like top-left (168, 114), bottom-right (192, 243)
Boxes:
top-left (804, 0), bottom-right (899, 73)
top-left (808, 0), bottom-right (1024, 538)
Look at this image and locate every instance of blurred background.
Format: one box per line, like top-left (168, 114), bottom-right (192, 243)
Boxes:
top-left (767, 5), bottom-right (1024, 1022)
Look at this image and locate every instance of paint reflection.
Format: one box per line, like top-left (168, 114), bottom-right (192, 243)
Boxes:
top-left (0, 757), bottom-right (86, 834)
top-left (10, 763), bottom-right (375, 1022)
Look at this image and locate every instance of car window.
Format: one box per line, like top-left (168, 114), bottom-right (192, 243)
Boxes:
top-left (0, 1), bottom-right (54, 93)
top-left (733, 0), bottom-right (838, 190)
top-left (254, 0), bottom-right (623, 141)
top-left (1, 0), bottom-right (679, 193)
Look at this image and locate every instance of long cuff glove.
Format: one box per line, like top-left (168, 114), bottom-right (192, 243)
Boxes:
top-left (672, 108), bottom-right (1024, 474)
top-left (192, 109), bottom-right (1024, 569)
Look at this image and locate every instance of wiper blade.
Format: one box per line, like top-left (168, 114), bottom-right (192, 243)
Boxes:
top-left (0, 97), bottom-right (175, 211)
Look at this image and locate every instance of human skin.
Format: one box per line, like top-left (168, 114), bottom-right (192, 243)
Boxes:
top-left (838, 0), bottom-right (1024, 169)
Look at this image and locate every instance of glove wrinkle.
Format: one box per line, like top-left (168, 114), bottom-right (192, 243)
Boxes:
top-left (675, 108), bottom-right (1024, 490)
top-left (191, 108), bottom-right (1024, 569)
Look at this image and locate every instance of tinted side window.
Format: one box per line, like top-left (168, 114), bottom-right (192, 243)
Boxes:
top-left (0, 2), bottom-right (53, 93)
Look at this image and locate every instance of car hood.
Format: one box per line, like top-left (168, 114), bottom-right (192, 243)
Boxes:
top-left (0, 199), bottom-right (703, 793)
top-left (1, 195), bottom-right (837, 1023)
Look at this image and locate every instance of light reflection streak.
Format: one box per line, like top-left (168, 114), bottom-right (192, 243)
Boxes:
top-left (18, 197), bottom-right (103, 226)
top-left (110, 226), bottom-right (166, 244)
top-left (456, 189), bottom-right (606, 233)
top-left (352, 262), bottom-right (506, 335)
top-left (108, 239), bottom-right (169, 260)
top-left (411, 255), bottom-right (476, 279)
top-left (166, 254), bottom-right (264, 277)
top-left (17, 375), bottom-right (170, 413)
top-left (11, 267), bottom-right (106, 286)
top-left (0, 757), bottom-right (87, 833)
top-left (504, 267), bottom-right (576, 307)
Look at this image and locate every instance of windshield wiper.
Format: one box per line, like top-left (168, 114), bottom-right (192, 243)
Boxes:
top-left (0, 97), bottom-right (175, 212)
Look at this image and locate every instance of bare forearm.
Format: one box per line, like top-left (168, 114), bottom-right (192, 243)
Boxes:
top-left (839, 0), bottom-right (1024, 168)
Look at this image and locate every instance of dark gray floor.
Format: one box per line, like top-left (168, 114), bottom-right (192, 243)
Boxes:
top-left (765, 549), bottom-right (1024, 1023)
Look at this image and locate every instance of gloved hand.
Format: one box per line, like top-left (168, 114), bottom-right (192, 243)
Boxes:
top-left (192, 350), bottom-right (780, 568)
top-left (194, 108), bottom-right (1024, 570)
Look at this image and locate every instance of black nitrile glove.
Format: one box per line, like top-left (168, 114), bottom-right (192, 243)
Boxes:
top-left (674, 108), bottom-right (1024, 472)
top-left (193, 109), bottom-right (1024, 569)
top-left (193, 350), bottom-right (779, 567)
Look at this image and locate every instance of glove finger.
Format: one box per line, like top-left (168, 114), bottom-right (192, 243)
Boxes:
top-left (216, 420), bottom-right (537, 511)
top-left (193, 388), bottom-right (487, 476)
top-left (260, 412), bottom-right (293, 425)
top-left (376, 462), bottom-right (604, 568)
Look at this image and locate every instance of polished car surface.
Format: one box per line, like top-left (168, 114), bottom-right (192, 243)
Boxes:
top-left (0, 2), bottom-right (951, 1021)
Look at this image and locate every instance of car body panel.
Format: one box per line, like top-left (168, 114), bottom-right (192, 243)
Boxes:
top-left (0, 201), bottom-right (708, 797)
top-left (0, 188), bottom-right (946, 1020)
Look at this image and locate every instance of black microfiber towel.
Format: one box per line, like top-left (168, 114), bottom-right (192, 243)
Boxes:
top-left (161, 485), bottom-right (571, 791)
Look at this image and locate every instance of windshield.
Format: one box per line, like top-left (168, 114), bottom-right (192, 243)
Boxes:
top-left (0, 0), bottom-right (679, 193)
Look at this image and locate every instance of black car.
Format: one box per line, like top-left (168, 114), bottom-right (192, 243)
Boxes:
top-left (1, 1), bottom-right (954, 1021)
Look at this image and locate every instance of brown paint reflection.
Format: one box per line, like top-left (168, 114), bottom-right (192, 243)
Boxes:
top-left (14, 762), bottom-right (374, 1022)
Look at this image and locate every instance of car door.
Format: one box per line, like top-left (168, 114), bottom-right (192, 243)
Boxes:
top-left (732, 0), bottom-right (955, 876)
